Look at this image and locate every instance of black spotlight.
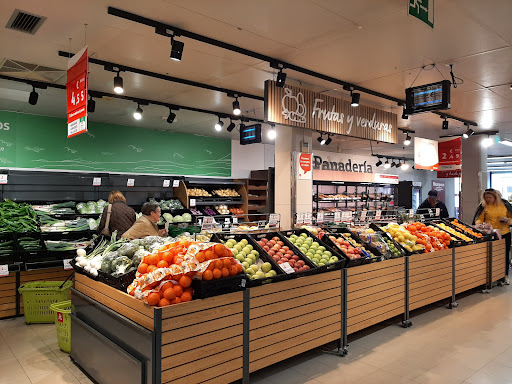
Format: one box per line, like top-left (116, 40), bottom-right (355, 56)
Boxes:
top-left (442, 119), bottom-right (449, 130)
top-left (87, 97), bottom-right (95, 113)
top-left (402, 108), bottom-right (408, 120)
top-left (463, 128), bottom-right (474, 139)
top-left (317, 134), bottom-right (324, 144)
top-left (324, 136), bottom-right (332, 146)
top-left (375, 158), bottom-right (383, 167)
top-left (351, 91), bottom-right (360, 107)
top-left (390, 159), bottom-right (397, 168)
top-left (276, 69), bottom-right (287, 88)
top-left (28, 86), bottom-right (38, 105)
top-left (226, 120), bottom-right (236, 132)
top-left (404, 134), bottom-right (411, 146)
top-left (170, 38), bottom-right (184, 61)
top-left (113, 71), bottom-right (124, 94)
top-left (167, 109), bottom-right (176, 124)
top-left (232, 98), bottom-right (241, 115)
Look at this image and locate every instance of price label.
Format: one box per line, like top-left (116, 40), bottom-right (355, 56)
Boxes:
top-left (436, 208), bottom-right (440, 217)
top-left (127, 178), bottom-right (135, 187)
top-left (269, 213), bottom-right (279, 226)
top-left (0, 264), bottom-right (8, 276)
top-left (280, 262), bottom-right (295, 274)
top-left (304, 213), bottom-right (312, 225)
top-left (224, 217), bottom-right (231, 223)
top-left (163, 179), bottom-right (170, 187)
top-left (173, 180), bottom-right (180, 187)
top-left (0, 175), bottom-right (8, 184)
top-left (341, 211), bottom-right (352, 220)
top-left (334, 211), bottom-right (341, 224)
top-left (63, 259), bottom-right (73, 270)
top-left (360, 211), bottom-right (367, 221)
top-left (428, 208), bottom-right (434, 217)
top-left (375, 210), bottom-right (382, 220)
top-left (92, 177), bottom-right (101, 186)
top-left (420, 214), bottom-right (425, 221)
top-left (409, 209), bottom-right (414, 219)
top-left (233, 217), bottom-right (239, 224)
top-left (201, 216), bottom-right (216, 231)
top-left (296, 213), bottom-right (304, 225)
top-left (258, 220), bottom-right (266, 228)
top-left (190, 199), bottom-right (196, 207)
top-left (316, 212), bottom-right (324, 224)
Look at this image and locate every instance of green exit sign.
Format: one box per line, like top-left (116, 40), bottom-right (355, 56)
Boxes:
top-left (409, 0), bottom-right (434, 28)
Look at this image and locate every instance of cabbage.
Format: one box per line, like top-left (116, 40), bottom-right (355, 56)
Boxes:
top-left (182, 213), bottom-right (192, 222)
top-left (173, 215), bottom-right (184, 223)
top-left (163, 213), bottom-right (173, 223)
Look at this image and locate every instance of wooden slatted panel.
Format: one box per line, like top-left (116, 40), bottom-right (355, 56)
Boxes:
top-left (162, 330), bottom-right (242, 360)
top-left (347, 259), bottom-right (404, 334)
top-left (409, 261), bottom-right (451, 278)
top-left (453, 243), bottom-right (488, 294)
top-left (74, 274), bottom-right (154, 330)
top-left (163, 357), bottom-right (243, 384)
top-left (492, 240), bottom-right (506, 282)
top-left (198, 369), bottom-right (244, 384)
top-left (0, 274), bottom-right (16, 319)
top-left (408, 249), bottom-right (451, 269)
top-left (160, 291), bottom-right (243, 319)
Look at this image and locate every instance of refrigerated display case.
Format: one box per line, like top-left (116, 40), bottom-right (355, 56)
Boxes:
top-left (395, 181), bottom-right (421, 210)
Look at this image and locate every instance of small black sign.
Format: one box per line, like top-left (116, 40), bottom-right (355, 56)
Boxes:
top-left (240, 124), bottom-right (262, 145)
top-left (405, 80), bottom-right (451, 115)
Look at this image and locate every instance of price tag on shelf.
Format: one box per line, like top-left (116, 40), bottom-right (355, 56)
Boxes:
top-left (224, 217), bottom-right (231, 223)
top-left (316, 212), bottom-right (324, 224)
top-left (173, 180), bottom-right (180, 187)
top-left (334, 211), bottom-right (341, 224)
top-left (428, 208), bottom-right (434, 217)
top-left (127, 178), bottom-right (135, 187)
top-left (436, 208), bottom-right (440, 217)
top-left (419, 214), bottom-right (425, 221)
top-left (201, 216), bottom-right (216, 231)
top-left (296, 213), bottom-right (304, 225)
top-left (341, 211), bottom-right (352, 220)
top-left (190, 199), bottom-right (196, 207)
top-left (269, 213), bottom-right (279, 226)
top-left (163, 179), bottom-right (170, 188)
top-left (304, 213), bottom-right (312, 225)
top-left (409, 209), bottom-right (414, 219)
top-left (92, 177), bottom-right (101, 186)
top-left (233, 217), bottom-right (239, 224)
top-left (375, 210), bottom-right (382, 220)
top-left (258, 220), bottom-right (266, 228)
top-left (280, 262), bottom-right (295, 274)
top-left (0, 175), bottom-right (8, 184)
top-left (360, 210), bottom-right (367, 221)
top-left (63, 259), bottom-right (73, 270)
top-left (0, 264), bottom-right (8, 277)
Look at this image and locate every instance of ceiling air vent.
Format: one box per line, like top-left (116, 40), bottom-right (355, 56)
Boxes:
top-left (5, 9), bottom-right (46, 35)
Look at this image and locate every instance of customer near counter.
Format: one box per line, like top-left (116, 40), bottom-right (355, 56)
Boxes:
top-left (473, 188), bottom-right (512, 284)
top-left (122, 201), bottom-right (168, 240)
top-left (417, 190), bottom-right (449, 218)
top-left (97, 191), bottom-right (136, 237)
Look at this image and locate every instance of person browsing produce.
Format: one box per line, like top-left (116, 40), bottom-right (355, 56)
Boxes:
top-left (417, 190), bottom-right (449, 218)
top-left (473, 188), bottom-right (512, 284)
top-left (122, 202), bottom-right (168, 240)
top-left (97, 191), bottom-right (136, 237)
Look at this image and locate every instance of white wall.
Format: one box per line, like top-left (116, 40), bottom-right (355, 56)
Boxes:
top-left (231, 140), bottom-right (275, 178)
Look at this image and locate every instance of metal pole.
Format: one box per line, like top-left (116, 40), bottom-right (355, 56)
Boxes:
top-left (449, 247), bottom-right (458, 308)
top-left (242, 289), bottom-right (250, 383)
top-left (402, 257), bottom-right (412, 327)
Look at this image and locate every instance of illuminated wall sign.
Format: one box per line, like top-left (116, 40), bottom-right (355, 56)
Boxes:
top-left (264, 81), bottom-right (398, 144)
top-left (405, 80), bottom-right (451, 114)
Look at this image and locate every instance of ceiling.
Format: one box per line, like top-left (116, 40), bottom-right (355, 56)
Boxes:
top-left (1, 0), bottom-right (512, 159)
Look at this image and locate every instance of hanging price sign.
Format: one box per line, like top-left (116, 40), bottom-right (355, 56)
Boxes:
top-left (0, 175), bottom-right (7, 184)
top-left (304, 213), bottom-right (312, 225)
top-left (163, 179), bottom-right (170, 187)
top-left (269, 214), bottom-right (279, 226)
top-left (296, 213), bottom-right (305, 225)
top-left (334, 211), bottom-right (341, 224)
top-left (375, 210), bottom-right (382, 220)
top-left (173, 180), bottom-right (180, 187)
top-left (0, 264), bottom-right (8, 276)
top-left (67, 46), bottom-right (88, 138)
top-left (92, 177), bottom-right (101, 186)
top-left (316, 212), bottom-right (324, 224)
top-left (127, 179), bottom-right (135, 187)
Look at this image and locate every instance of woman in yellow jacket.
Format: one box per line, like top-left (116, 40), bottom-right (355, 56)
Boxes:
top-left (473, 188), bottom-right (512, 284)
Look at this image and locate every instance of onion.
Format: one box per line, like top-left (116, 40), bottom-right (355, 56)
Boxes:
top-left (76, 249), bottom-right (86, 258)
top-left (90, 268), bottom-right (98, 277)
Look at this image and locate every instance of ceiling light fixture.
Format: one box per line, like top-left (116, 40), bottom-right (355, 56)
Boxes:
top-left (166, 109), bottom-right (176, 123)
top-left (87, 96), bottom-right (95, 113)
top-left (317, 134), bottom-right (324, 144)
top-left (375, 158), bottom-right (382, 167)
top-left (113, 70), bottom-right (124, 94)
top-left (324, 135), bottom-right (332, 146)
top-left (384, 159), bottom-right (391, 169)
top-left (390, 159), bottom-right (397, 168)
top-left (462, 127), bottom-right (474, 139)
top-left (401, 162), bottom-right (410, 170)
top-left (170, 37), bottom-right (184, 61)
top-left (404, 133), bottom-right (411, 146)
top-left (226, 119), bottom-right (236, 132)
top-left (133, 103), bottom-right (143, 120)
top-left (28, 86), bottom-right (38, 105)
top-left (232, 97), bottom-right (241, 115)
top-left (442, 117), bottom-right (449, 130)
top-left (350, 91), bottom-right (360, 107)
top-left (402, 108), bottom-right (408, 120)
top-left (268, 124), bottom-right (276, 139)
top-left (482, 136), bottom-right (493, 147)
top-left (214, 116), bottom-right (224, 131)
top-left (276, 68), bottom-right (287, 88)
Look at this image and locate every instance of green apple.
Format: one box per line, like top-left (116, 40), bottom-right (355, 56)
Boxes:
top-left (312, 242), bottom-right (319, 247)
top-left (246, 245), bottom-right (253, 251)
top-left (306, 252), bottom-right (313, 257)
top-left (329, 257), bottom-right (338, 263)
top-left (251, 250), bottom-right (259, 257)
top-left (265, 272), bottom-right (274, 278)
top-left (236, 254), bottom-right (245, 262)
top-left (318, 246), bottom-right (326, 252)
top-left (256, 270), bottom-right (265, 278)
top-left (244, 257), bottom-right (253, 265)
top-left (246, 268), bottom-right (254, 276)
top-left (300, 233), bottom-right (308, 238)
top-left (323, 251), bottom-right (332, 257)
top-left (242, 261), bottom-right (250, 269)
top-left (242, 246), bottom-right (251, 254)
top-left (250, 264), bottom-right (259, 273)
top-left (238, 251), bottom-right (246, 258)
top-left (247, 254), bottom-right (257, 263)
top-left (251, 275), bottom-right (259, 280)
top-left (318, 262), bottom-right (325, 267)
top-left (261, 262), bottom-right (272, 273)
top-left (231, 248), bottom-right (239, 256)
top-left (241, 239), bottom-right (248, 246)
top-left (234, 244), bottom-right (243, 252)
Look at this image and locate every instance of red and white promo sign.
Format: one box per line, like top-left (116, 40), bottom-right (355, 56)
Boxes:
top-left (297, 152), bottom-right (312, 180)
top-left (437, 137), bottom-right (461, 178)
top-left (414, 137), bottom-right (439, 171)
top-left (66, 46), bottom-right (88, 138)
top-left (374, 173), bottom-right (399, 184)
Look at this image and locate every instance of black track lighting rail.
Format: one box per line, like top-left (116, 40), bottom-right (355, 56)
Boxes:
top-left (371, 154), bottom-right (413, 161)
top-left (439, 130), bottom-right (498, 138)
top-left (0, 74), bottom-right (263, 123)
top-left (107, 7), bottom-right (478, 128)
top-left (57, 50), bottom-right (263, 102)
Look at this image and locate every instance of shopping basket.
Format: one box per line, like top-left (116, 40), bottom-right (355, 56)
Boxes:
top-left (18, 281), bottom-right (73, 324)
top-left (49, 300), bottom-right (72, 353)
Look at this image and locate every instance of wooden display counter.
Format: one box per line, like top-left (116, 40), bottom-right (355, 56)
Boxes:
top-left (491, 239), bottom-right (506, 283)
top-left (455, 242), bottom-right (488, 294)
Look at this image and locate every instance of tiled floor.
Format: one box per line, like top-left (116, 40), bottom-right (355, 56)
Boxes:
top-left (0, 285), bottom-right (511, 384)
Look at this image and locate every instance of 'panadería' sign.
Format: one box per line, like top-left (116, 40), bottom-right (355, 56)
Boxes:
top-left (313, 155), bottom-right (373, 174)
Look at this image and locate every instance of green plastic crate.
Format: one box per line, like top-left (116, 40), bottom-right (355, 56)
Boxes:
top-left (18, 281), bottom-right (73, 324)
top-left (50, 300), bottom-right (72, 353)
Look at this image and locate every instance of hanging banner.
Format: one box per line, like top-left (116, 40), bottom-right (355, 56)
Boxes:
top-left (437, 137), bottom-right (461, 178)
top-left (297, 152), bottom-right (312, 180)
top-left (66, 46), bottom-right (88, 138)
top-left (431, 180), bottom-right (446, 202)
top-left (414, 137), bottom-right (439, 170)
top-left (264, 81), bottom-right (398, 144)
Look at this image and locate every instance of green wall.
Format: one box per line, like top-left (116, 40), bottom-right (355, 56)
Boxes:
top-left (0, 110), bottom-right (231, 177)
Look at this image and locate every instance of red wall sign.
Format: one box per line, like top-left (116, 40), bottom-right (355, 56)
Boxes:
top-left (437, 137), bottom-right (461, 178)
top-left (66, 46), bottom-right (88, 138)
top-left (299, 153), bottom-right (312, 175)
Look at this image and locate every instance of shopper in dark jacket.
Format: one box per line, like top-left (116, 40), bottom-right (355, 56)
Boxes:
top-left (417, 190), bottom-right (449, 218)
top-left (97, 191), bottom-right (136, 237)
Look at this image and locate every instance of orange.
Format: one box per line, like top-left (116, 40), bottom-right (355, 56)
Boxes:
top-left (161, 282), bottom-right (173, 293)
top-left (181, 292), bottom-right (192, 302)
top-left (221, 268), bottom-right (230, 278)
top-left (163, 288), bottom-right (176, 301)
top-left (147, 292), bottom-right (160, 306)
top-left (236, 264), bottom-right (243, 274)
top-left (174, 257), bottom-right (184, 265)
top-left (179, 275), bottom-right (192, 288)
top-left (195, 251), bottom-right (206, 263)
top-left (172, 273), bottom-right (183, 281)
top-left (147, 265), bottom-right (157, 273)
top-left (173, 285), bottom-right (183, 297)
top-left (158, 298), bottom-right (171, 307)
top-left (207, 261), bottom-right (215, 270)
top-left (205, 250), bottom-right (215, 260)
top-left (184, 287), bottom-right (193, 295)
top-left (222, 258), bottom-right (231, 268)
top-left (147, 254), bottom-right (160, 265)
top-left (214, 259), bottom-right (223, 269)
top-left (214, 244), bottom-right (226, 257)
top-left (157, 260), bottom-right (169, 269)
top-left (202, 270), bottom-right (213, 281)
top-left (137, 263), bottom-right (148, 274)
top-left (171, 297), bottom-right (182, 304)
top-left (161, 251), bottom-right (174, 264)
top-left (212, 268), bottom-right (222, 279)
top-left (229, 265), bottom-right (238, 276)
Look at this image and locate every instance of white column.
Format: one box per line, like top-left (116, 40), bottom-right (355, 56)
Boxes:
top-left (461, 136), bottom-right (487, 223)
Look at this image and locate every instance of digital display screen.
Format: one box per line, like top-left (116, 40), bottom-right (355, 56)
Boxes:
top-left (240, 123), bottom-right (262, 145)
top-left (405, 80), bottom-right (451, 115)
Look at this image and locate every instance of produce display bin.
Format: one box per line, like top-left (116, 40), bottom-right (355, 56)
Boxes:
top-left (16, 232), bottom-right (50, 262)
top-left (445, 217), bottom-right (493, 241)
top-left (190, 273), bottom-right (246, 300)
top-left (49, 300), bottom-right (72, 353)
top-left (428, 222), bottom-right (469, 247)
top-left (0, 233), bottom-right (19, 264)
top-left (322, 227), bottom-right (382, 266)
top-left (454, 242), bottom-right (489, 295)
top-left (18, 280), bottom-right (73, 324)
top-left (440, 219), bottom-right (487, 243)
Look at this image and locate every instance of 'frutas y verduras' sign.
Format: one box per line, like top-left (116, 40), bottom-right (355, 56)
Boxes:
top-left (264, 80), bottom-right (398, 144)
